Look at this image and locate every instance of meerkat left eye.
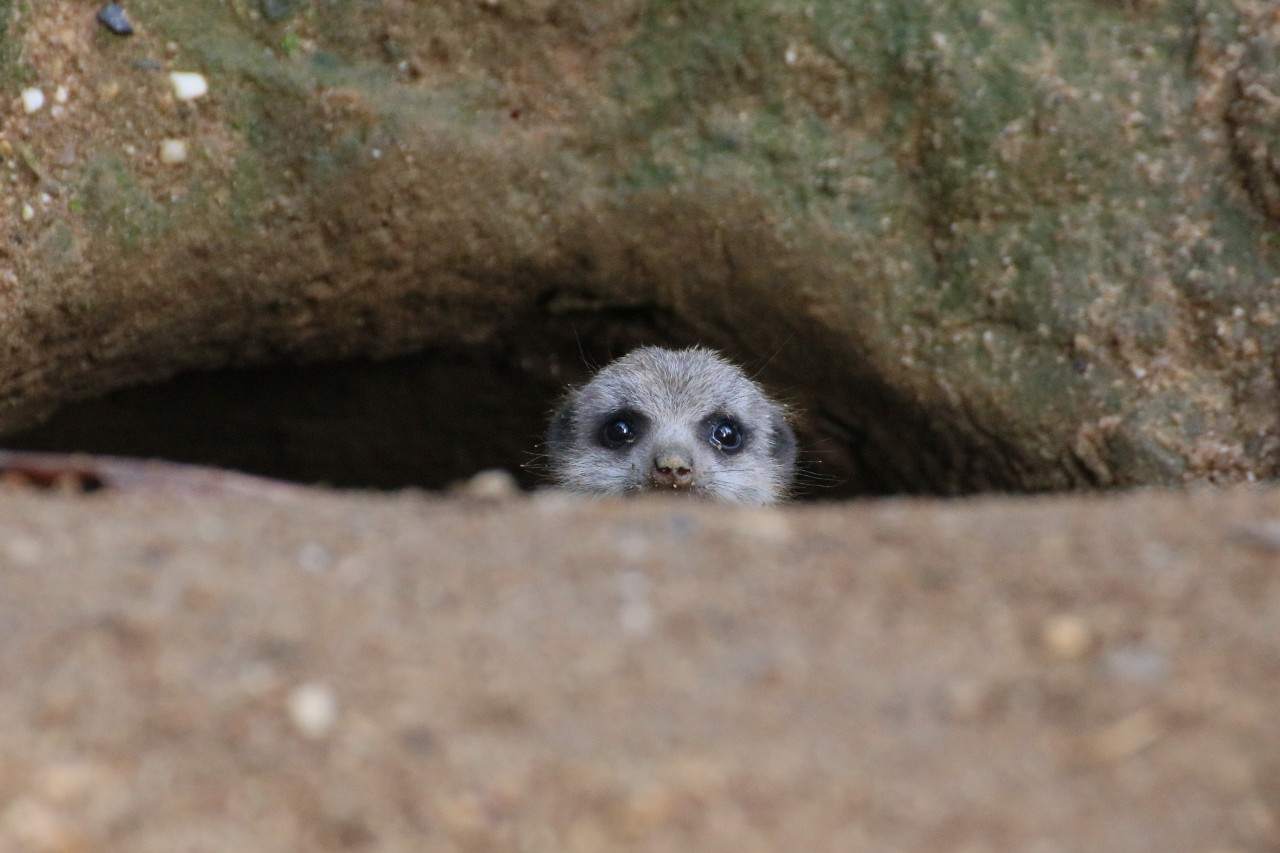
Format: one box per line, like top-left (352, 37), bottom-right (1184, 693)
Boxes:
top-left (600, 416), bottom-right (638, 449)
top-left (709, 419), bottom-right (744, 453)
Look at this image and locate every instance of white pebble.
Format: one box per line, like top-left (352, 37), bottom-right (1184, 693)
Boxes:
top-left (159, 138), bottom-right (189, 164)
top-left (21, 88), bottom-right (45, 113)
top-left (20, 203), bottom-right (34, 221)
top-left (297, 542), bottom-right (332, 574)
top-left (54, 85), bottom-right (69, 104)
top-left (287, 683), bottom-right (338, 739)
top-left (1042, 614), bottom-right (1091, 659)
top-left (169, 71), bottom-right (209, 101)
top-left (459, 468), bottom-right (520, 500)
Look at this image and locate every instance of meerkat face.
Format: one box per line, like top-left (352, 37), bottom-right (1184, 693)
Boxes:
top-left (546, 347), bottom-right (797, 504)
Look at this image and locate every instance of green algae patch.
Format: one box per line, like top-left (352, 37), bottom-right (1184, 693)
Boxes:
top-left (81, 158), bottom-right (164, 251)
top-left (0, 0), bottom-right (30, 91)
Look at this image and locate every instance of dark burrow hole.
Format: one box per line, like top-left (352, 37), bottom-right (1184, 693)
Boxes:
top-left (0, 339), bottom-right (943, 500)
top-left (6, 349), bottom-right (561, 494)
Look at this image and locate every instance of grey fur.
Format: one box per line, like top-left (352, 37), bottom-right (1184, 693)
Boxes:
top-left (546, 346), bottom-right (797, 504)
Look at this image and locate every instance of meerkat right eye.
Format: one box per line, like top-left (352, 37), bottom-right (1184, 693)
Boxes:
top-left (600, 416), bottom-right (638, 449)
top-left (709, 418), bottom-right (745, 453)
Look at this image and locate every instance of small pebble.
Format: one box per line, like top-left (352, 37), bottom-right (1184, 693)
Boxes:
top-left (20, 203), bottom-right (34, 222)
top-left (169, 71), bottom-right (209, 101)
top-left (97, 3), bottom-right (134, 36)
top-left (1103, 644), bottom-right (1169, 684)
top-left (1041, 614), bottom-right (1091, 660)
top-left (287, 683), bottom-right (338, 739)
top-left (20, 88), bottom-right (45, 114)
top-left (457, 468), bottom-right (520, 500)
top-left (54, 86), bottom-right (69, 104)
top-left (158, 138), bottom-right (188, 164)
top-left (297, 542), bottom-right (332, 573)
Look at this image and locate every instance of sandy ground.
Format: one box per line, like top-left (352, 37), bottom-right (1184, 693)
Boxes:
top-left (0, 480), bottom-right (1277, 851)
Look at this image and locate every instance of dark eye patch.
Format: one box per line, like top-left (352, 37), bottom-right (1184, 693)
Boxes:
top-left (598, 409), bottom-right (646, 449)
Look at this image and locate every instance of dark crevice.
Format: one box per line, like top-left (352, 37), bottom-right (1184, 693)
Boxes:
top-left (4, 349), bottom-right (560, 492)
top-left (0, 325), bottom-right (1046, 500)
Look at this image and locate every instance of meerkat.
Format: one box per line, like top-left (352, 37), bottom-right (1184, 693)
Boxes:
top-left (545, 346), bottom-right (797, 504)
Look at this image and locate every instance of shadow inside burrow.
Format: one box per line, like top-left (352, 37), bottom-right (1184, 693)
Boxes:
top-left (4, 283), bottom-right (1010, 500)
top-left (0, 338), bottom-right (875, 499)
top-left (3, 314), bottom-right (1043, 500)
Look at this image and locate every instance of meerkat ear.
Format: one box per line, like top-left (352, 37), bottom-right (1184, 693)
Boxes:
top-left (546, 397), bottom-right (577, 457)
top-left (768, 409), bottom-right (798, 471)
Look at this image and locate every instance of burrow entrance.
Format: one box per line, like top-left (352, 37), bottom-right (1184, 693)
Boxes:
top-left (1, 313), bottom-right (1031, 499)
top-left (0, 339), bottom-right (906, 500)
top-left (5, 350), bottom-right (556, 492)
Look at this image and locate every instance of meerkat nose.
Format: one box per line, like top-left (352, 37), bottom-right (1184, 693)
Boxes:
top-left (652, 448), bottom-right (696, 489)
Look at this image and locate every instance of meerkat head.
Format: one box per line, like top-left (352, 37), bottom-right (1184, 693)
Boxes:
top-left (545, 346), bottom-right (797, 504)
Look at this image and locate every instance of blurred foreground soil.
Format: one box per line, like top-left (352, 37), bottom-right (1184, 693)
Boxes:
top-left (0, 482), bottom-right (1277, 851)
